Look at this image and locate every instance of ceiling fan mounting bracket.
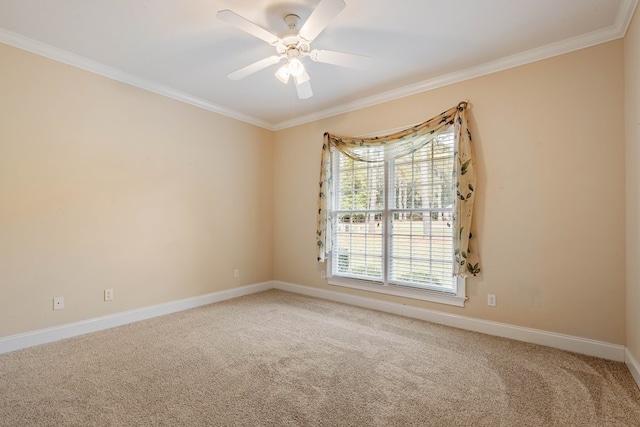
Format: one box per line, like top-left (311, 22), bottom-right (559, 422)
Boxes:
top-left (283, 14), bottom-right (301, 29)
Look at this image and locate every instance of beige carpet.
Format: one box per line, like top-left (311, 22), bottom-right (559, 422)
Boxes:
top-left (1, 289), bottom-right (639, 426)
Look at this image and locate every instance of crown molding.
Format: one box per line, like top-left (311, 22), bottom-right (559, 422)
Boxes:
top-left (273, 0), bottom-right (638, 131)
top-left (618, 0), bottom-right (640, 35)
top-left (1, 0), bottom-right (636, 132)
top-left (0, 28), bottom-right (275, 131)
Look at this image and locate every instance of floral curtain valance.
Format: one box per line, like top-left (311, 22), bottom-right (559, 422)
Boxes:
top-left (317, 101), bottom-right (480, 278)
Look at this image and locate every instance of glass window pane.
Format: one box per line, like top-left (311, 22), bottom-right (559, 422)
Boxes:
top-left (333, 211), bottom-right (383, 281)
top-left (332, 129), bottom-right (456, 292)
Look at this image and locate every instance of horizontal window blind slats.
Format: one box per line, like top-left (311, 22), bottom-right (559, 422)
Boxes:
top-left (332, 129), bottom-right (455, 291)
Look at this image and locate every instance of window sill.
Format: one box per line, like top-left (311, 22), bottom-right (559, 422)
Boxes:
top-left (327, 276), bottom-right (466, 307)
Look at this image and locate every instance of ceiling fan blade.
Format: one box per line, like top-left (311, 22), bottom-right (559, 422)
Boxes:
top-left (298, 0), bottom-right (346, 43)
top-left (310, 49), bottom-right (370, 70)
top-left (228, 56), bottom-right (282, 80)
top-left (295, 78), bottom-right (313, 100)
top-left (217, 10), bottom-right (280, 45)
top-left (295, 69), bottom-right (311, 85)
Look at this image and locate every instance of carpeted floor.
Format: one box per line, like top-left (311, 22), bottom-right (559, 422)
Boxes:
top-left (1, 289), bottom-right (639, 426)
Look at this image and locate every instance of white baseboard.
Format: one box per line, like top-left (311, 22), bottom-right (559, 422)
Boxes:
top-left (0, 279), bottom-right (628, 365)
top-left (626, 348), bottom-right (640, 390)
top-left (273, 281), bottom-right (626, 362)
top-left (0, 282), bottom-right (272, 355)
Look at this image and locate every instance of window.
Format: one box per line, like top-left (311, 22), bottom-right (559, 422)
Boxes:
top-left (329, 128), bottom-right (465, 306)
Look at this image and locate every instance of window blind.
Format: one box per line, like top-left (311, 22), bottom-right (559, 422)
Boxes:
top-left (331, 130), bottom-right (456, 293)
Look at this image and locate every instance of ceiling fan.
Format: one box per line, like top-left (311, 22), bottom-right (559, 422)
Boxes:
top-left (216, 0), bottom-right (370, 99)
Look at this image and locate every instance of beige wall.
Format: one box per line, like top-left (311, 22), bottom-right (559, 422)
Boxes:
top-left (626, 9), bottom-right (640, 360)
top-left (0, 33), bottom-right (630, 347)
top-left (0, 43), bottom-right (273, 337)
top-left (274, 40), bottom-right (626, 344)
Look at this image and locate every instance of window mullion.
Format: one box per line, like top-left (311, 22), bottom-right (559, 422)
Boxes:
top-left (429, 142), bottom-right (434, 281)
top-left (411, 152), bottom-right (415, 282)
top-left (384, 156), bottom-right (391, 286)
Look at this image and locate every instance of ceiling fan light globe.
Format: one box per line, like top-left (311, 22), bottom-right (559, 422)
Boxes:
top-left (275, 64), bottom-right (291, 84)
top-left (288, 58), bottom-right (305, 77)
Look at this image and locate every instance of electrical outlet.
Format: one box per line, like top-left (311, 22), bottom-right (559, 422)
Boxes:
top-left (487, 294), bottom-right (496, 307)
top-left (320, 271), bottom-right (326, 279)
top-left (104, 288), bottom-right (113, 301)
top-left (234, 269), bottom-right (240, 278)
top-left (53, 297), bottom-right (64, 310)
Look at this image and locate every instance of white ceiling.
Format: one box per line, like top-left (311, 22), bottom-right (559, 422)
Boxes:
top-left (0, 0), bottom-right (637, 130)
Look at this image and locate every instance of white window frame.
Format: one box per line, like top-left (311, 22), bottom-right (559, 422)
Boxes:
top-left (327, 271), bottom-right (466, 307)
top-left (327, 129), bottom-right (466, 307)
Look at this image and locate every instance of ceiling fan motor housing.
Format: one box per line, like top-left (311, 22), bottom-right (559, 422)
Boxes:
top-left (277, 14), bottom-right (310, 58)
